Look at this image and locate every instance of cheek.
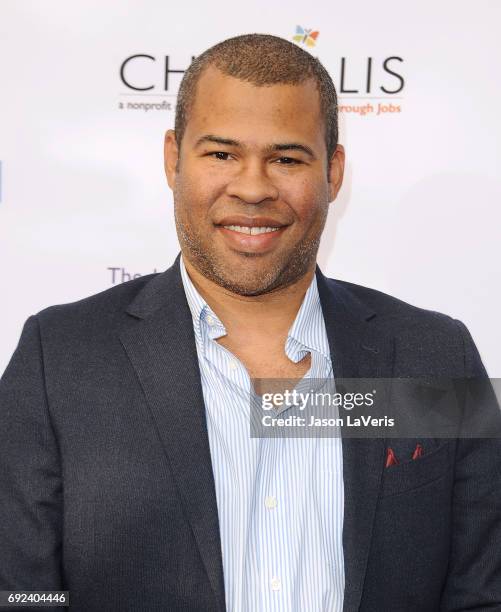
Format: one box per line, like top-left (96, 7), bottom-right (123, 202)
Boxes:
top-left (174, 175), bottom-right (214, 219)
top-left (284, 180), bottom-right (329, 223)
top-left (175, 163), bottom-right (225, 210)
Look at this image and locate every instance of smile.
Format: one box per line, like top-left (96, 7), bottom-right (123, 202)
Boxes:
top-left (222, 225), bottom-right (281, 235)
top-left (216, 222), bottom-right (288, 254)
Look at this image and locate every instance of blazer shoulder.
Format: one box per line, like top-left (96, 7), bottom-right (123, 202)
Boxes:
top-left (324, 276), bottom-right (484, 375)
top-left (34, 272), bottom-right (159, 329)
top-left (329, 276), bottom-right (459, 328)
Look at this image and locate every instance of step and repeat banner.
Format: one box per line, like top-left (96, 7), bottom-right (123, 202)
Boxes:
top-left (1, 1), bottom-right (500, 375)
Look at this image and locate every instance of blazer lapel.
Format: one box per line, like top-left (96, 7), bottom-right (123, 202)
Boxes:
top-left (119, 253), bottom-right (225, 612)
top-left (316, 266), bottom-right (394, 612)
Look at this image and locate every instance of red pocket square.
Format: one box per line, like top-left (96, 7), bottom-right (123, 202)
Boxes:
top-left (412, 443), bottom-right (424, 460)
top-left (385, 444), bottom-right (424, 468)
top-left (385, 447), bottom-right (399, 467)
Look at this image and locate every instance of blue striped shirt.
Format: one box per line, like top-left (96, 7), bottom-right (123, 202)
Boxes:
top-left (179, 255), bottom-right (344, 611)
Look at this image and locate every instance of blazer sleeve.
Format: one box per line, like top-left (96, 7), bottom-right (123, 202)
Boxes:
top-left (440, 320), bottom-right (501, 610)
top-left (0, 315), bottom-right (63, 600)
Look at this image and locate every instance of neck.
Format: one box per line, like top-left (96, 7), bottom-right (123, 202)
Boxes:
top-left (181, 254), bottom-right (315, 339)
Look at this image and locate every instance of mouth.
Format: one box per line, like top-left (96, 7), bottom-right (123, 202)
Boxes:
top-left (221, 224), bottom-right (281, 235)
top-left (214, 216), bottom-right (290, 253)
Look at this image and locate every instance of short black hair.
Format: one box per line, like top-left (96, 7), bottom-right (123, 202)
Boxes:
top-left (175, 33), bottom-right (338, 163)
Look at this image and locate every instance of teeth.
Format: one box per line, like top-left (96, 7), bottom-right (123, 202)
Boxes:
top-left (223, 225), bottom-right (281, 235)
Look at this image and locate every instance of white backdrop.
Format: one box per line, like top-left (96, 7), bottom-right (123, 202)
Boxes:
top-left (1, 0), bottom-right (500, 376)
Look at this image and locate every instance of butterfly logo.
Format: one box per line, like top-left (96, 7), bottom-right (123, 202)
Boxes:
top-left (292, 25), bottom-right (319, 48)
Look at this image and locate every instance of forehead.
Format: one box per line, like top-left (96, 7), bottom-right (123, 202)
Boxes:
top-left (185, 65), bottom-right (324, 149)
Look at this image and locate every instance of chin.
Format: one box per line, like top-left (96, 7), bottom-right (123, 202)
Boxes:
top-left (215, 273), bottom-right (276, 297)
top-left (187, 244), bottom-right (312, 296)
top-left (202, 259), bottom-right (273, 295)
top-left (215, 260), bottom-right (302, 296)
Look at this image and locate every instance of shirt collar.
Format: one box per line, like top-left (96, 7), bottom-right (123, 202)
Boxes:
top-left (179, 255), bottom-right (226, 343)
top-left (179, 254), bottom-right (331, 360)
top-left (285, 271), bottom-right (331, 362)
top-left (180, 254), bottom-right (207, 324)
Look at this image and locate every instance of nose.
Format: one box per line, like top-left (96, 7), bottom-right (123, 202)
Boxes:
top-left (225, 159), bottom-right (279, 204)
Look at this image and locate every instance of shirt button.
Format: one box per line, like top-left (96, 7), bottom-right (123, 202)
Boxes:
top-left (206, 315), bottom-right (215, 326)
top-left (270, 576), bottom-right (281, 591)
top-left (229, 360), bottom-right (238, 370)
top-left (265, 496), bottom-right (277, 509)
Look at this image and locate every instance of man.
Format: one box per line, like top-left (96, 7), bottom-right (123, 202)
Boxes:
top-left (0, 33), bottom-right (500, 612)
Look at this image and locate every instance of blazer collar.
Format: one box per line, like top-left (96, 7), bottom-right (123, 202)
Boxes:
top-left (122, 253), bottom-right (394, 612)
top-left (125, 251), bottom-right (185, 320)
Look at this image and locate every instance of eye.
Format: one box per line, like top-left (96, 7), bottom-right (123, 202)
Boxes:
top-left (276, 157), bottom-right (302, 165)
top-left (207, 151), bottom-right (231, 161)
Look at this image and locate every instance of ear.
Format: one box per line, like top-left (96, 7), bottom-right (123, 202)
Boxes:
top-left (164, 129), bottom-right (179, 189)
top-left (327, 144), bottom-right (345, 202)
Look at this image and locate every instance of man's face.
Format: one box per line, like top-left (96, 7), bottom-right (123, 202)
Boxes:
top-left (164, 65), bottom-right (344, 296)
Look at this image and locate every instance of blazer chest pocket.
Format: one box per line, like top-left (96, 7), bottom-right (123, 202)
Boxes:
top-left (380, 441), bottom-right (452, 497)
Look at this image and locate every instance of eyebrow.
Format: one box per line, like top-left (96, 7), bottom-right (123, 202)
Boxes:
top-left (194, 134), bottom-right (316, 159)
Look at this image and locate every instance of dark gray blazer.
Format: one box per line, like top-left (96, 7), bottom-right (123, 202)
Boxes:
top-left (1, 252), bottom-right (500, 611)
